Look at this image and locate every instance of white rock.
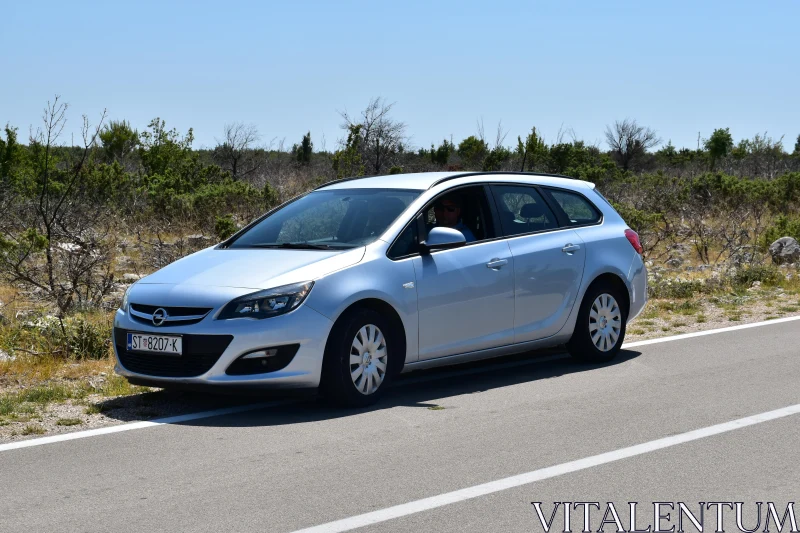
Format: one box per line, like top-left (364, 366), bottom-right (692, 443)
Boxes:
top-left (186, 234), bottom-right (212, 247)
top-left (56, 242), bottom-right (82, 253)
top-left (769, 237), bottom-right (800, 265)
top-left (666, 257), bottom-right (683, 268)
top-left (748, 281), bottom-right (762, 292)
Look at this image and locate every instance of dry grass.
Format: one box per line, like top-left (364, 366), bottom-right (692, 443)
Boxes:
top-left (0, 345), bottom-right (149, 431)
top-left (0, 355), bottom-right (114, 389)
top-left (0, 284), bottom-right (21, 308)
top-left (21, 424), bottom-right (45, 435)
top-left (628, 278), bottom-right (800, 341)
top-left (56, 417), bottom-right (82, 426)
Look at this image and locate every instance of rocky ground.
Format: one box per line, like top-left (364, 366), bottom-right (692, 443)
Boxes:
top-left (0, 387), bottom-right (266, 444)
top-left (627, 285), bottom-right (800, 340)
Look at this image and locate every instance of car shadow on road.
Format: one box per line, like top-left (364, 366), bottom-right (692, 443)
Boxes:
top-left (98, 347), bottom-right (642, 426)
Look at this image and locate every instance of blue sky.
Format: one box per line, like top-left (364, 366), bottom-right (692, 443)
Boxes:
top-left (2, 0), bottom-right (798, 152)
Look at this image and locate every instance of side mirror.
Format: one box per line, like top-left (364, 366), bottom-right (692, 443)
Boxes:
top-left (421, 226), bottom-right (467, 254)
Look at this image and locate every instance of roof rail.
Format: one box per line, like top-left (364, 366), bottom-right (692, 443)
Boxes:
top-left (428, 171), bottom-right (579, 189)
top-left (313, 174), bottom-right (378, 190)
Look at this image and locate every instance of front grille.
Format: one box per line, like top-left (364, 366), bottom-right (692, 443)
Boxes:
top-left (114, 328), bottom-right (233, 378)
top-left (129, 304), bottom-right (213, 327)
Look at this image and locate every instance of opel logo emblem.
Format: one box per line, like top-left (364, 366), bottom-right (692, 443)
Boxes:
top-left (152, 308), bottom-right (168, 326)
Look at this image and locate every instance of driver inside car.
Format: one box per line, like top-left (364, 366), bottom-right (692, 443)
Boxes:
top-left (432, 194), bottom-right (476, 243)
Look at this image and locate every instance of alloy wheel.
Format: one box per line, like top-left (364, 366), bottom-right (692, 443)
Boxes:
top-left (349, 324), bottom-right (388, 395)
top-left (589, 293), bottom-right (622, 352)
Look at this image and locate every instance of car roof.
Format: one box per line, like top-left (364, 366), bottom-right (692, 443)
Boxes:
top-left (316, 171), bottom-right (595, 191)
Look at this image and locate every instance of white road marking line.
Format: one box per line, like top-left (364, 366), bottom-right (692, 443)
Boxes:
top-left (623, 314), bottom-right (800, 348)
top-left (0, 400), bottom-right (290, 453)
top-left (2, 315), bottom-right (798, 453)
top-left (288, 403), bottom-right (800, 533)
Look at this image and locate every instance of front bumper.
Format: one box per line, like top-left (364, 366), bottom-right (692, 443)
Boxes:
top-left (113, 304), bottom-right (334, 389)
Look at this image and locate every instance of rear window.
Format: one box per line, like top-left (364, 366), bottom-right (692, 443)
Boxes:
top-left (547, 189), bottom-right (601, 225)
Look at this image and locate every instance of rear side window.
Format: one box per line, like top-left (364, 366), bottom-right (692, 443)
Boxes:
top-left (490, 185), bottom-right (559, 237)
top-left (546, 189), bottom-right (601, 225)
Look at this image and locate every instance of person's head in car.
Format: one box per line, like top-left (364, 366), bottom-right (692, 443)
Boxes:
top-left (433, 194), bottom-right (476, 242)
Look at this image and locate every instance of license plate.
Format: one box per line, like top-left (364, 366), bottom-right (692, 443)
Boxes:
top-left (127, 332), bottom-right (182, 355)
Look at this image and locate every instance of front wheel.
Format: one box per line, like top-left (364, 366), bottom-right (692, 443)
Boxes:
top-left (567, 282), bottom-right (627, 363)
top-left (320, 308), bottom-right (396, 407)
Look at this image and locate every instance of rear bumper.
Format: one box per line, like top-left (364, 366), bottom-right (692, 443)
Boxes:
top-left (112, 304), bottom-right (334, 389)
top-left (627, 254), bottom-right (648, 321)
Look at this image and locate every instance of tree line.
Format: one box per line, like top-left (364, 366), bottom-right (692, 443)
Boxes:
top-left (1, 95), bottom-right (800, 315)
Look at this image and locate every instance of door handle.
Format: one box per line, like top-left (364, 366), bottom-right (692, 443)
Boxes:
top-left (562, 243), bottom-right (581, 254)
top-left (486, 258), bottom-right (508, 269)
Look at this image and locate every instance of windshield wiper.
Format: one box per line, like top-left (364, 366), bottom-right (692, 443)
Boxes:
top-left (250, 242), bottom-right (347, 250)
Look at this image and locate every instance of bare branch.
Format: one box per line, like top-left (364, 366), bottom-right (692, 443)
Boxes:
top-left (604, 118), bottom-right (661, 171)
top-left (213, 122), bottom-right (262, 179)
top-left (339, 97), bottom-right (407, 174)
top-left (493, 120), bottom-right (508, 149)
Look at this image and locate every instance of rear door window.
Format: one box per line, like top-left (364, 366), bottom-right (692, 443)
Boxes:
top-left (545, 189), bottom-right (601, 225)
top-left (490, 185), bottom-right (559, 237)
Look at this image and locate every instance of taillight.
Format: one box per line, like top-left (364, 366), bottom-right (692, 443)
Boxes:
top-left (625, 229), bottom-right (643, 255)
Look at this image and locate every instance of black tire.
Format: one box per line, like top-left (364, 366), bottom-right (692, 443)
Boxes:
top-left (320, 308), bottom-right (399, 407)
top-left (567, 281), bottom-right (628, 363)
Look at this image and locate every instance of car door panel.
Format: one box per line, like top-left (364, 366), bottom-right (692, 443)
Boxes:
top-left (488, 183), bottom-right (587, 344)
top-left (413, 240), bottom-right (515, 360)
top-left (508, 229), bottom-right (586, 342)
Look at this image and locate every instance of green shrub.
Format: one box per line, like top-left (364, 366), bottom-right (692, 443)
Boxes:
top-left (6, 312), bottom-right (110, 361)
top-left (191, 179), bottom-right (262, 218)
top-left (215, 215), bottom-right (237, 240)
top-left (760, 215), bottom-right (800, 249)
top-left (264, 182), bottom-right (280, 208)
top-left (22, 424), bottom-right (45, 435)
top-left (770, 172), bottom-right (800, 212)
top-left (19, 384), bottom-right (72, 404)
top-left (0, 396), bottom-right (16, 416)
top-left (83, 161), bottom-right (134, 205)
top-left (648, 277), bottom-right (705, 299)
top-left (731, 264), bottom-right (783, 289)
top-left (66, 317), bottom-right (111, 360)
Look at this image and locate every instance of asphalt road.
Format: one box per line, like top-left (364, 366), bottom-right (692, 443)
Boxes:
top-left (1, 320), bottom-right (799, 533)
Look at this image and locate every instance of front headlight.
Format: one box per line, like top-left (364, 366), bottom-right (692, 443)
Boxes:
top-left (217, 281), bottom-right (314, 320)
top-left (121, 284), bottom-right (134, 312)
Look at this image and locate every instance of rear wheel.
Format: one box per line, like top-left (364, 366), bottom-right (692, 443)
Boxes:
top-left (320, 308), bottom-right (397, 407)
top-left (567, 282), bottom-right (627, 363)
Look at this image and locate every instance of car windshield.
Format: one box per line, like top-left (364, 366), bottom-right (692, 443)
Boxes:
top-left (228, 188), bottom-right (422, 250)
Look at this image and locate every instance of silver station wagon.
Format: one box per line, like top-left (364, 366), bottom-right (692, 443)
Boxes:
top-left (114, 172), bottom-right (647, 406)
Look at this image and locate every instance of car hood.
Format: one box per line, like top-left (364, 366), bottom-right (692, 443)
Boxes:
top-left (137, 246), bottom-right (366, 289)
